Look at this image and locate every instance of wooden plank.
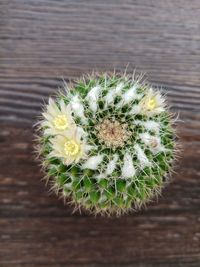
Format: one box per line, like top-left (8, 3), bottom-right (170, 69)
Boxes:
top-left (0, 0), bottom-right (200, 266)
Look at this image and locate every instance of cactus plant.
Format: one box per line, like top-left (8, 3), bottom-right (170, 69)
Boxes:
top-left (36, 71), bottom-right (176, 216)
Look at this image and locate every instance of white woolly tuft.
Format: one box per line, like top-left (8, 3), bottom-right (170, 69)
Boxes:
top-left (115, 82), bottom-right (124, 93)
top-left (105, 154), bottom-right (119, 175)
top-left (134, 120), bottom-right (160, 134)
top-left (139, 133), bottom-right (165, 154)
top-left (76, 126), bottom-right (87, 138)
top-left (104, 82), bottom-right (124, 107)
top-left (129, 105), bottom-right (141, 115)
top-left (117, 84), bottom-right (141, 107)
top-left (70, 94), bottom-right (87, 123)
top-left (143, 120), bottom-right (160, 133)
top-left (82, 155), bottom-right (104, 170)
top-left (122, 85), bottom-right (137, 103)
top-left (139, 132), bottom-right (152, 146)
top-left (85, 145), bottom-right (95, 152)
top-left (96, 173), bottom-right (105, 181)
top-left (134, 144), bottom-right (151, 168)
top-left (121, 153), bottom-right (136, 178)
top-left (86, 85), bottom-right (101, 113)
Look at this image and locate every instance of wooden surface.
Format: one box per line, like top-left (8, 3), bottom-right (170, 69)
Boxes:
top-left (0, 1), bottom-right (200, 266)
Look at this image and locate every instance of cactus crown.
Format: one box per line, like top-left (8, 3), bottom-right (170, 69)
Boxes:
top-left (37, 72), bottom-right (176, 216)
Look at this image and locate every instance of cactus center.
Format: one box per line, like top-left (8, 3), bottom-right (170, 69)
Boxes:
top-left (54, 115), bottom-right (68, 130)
top-left (64, 140), bottom-right (80, 156)
top-left (96, 119), bottom-right (131, 148)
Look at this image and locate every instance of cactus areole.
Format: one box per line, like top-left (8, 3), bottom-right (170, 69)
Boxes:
top-left (36, 72), bottom-right (176, 216)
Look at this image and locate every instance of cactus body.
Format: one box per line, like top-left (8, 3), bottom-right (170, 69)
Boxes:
top-left (37, 72), bottom-right (176, 216)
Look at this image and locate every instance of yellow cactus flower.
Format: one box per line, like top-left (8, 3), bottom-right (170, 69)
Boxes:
top-left (64, 139), bottom-right (80, 156)
top-left (49, 128), bottom-right (89, 165)
top-left (42, 98), bottom-right (75, 135)
top-left (140, 88), bottom-right (165, 116)
top-left (146, 97), bottom-right (157, 110)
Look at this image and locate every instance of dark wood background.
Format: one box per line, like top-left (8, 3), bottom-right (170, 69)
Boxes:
top-left (0, 1), bottom-right (200, 266)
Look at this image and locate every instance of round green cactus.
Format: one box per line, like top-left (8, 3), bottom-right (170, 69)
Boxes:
top-left (36, 72), bottom-right (176, 216)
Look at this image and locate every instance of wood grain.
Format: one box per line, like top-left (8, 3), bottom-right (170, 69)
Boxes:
top-left (0, 1), bottom-right (200, 266)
